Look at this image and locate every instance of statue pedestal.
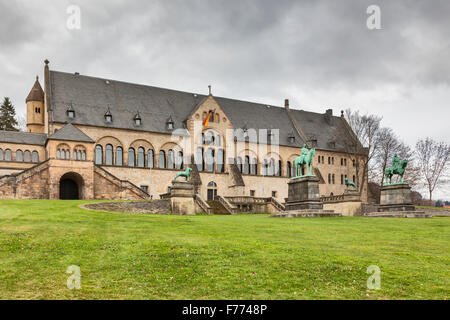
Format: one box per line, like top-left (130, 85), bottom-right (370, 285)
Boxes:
top-left (343, 188), bottom-right (361, 201)
top-left (273, 176), bottom-right (341, 218)
top-left (365, 183), bottom-right (431, 218)
top-left (168, 181), bottom-right (196, 215)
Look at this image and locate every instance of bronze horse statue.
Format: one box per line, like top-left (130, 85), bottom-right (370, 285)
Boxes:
top-left (384, 158), bottom-right (408, 185)
top-left (293, 145), bottom-right (316, 177)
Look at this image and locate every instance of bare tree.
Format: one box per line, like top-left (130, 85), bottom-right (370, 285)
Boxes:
top-left (344, 109), bottom-right (382, 195)
top-left (16, 113), bottom-right (27, 132)
top-left (415, 137), bottom-right (450, 201)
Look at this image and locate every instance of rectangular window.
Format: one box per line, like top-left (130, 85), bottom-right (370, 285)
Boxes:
top-left (271, 191), bottom-right (277, 198)
top-left (250, 190), bottom-right (255, 197)
top-left (140, 186), bottom-right (148, 193)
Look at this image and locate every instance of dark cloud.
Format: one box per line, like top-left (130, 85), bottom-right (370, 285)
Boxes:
top-left (1, 0), bottom-right (449, 147)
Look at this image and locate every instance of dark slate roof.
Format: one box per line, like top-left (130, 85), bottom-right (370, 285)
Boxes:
top-left (290, 109), bottom-right (351, 151)
top-left (0, 131), bottom-right (47, 146)
top-left (26, 77), bottom-right (44, 102)
top-left (49, 70), bottom-right (352, 150)
top-left (48, 123), bottom-right (94, 143)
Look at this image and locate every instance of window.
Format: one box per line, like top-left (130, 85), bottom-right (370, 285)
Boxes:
top-left (128, 148), bottom-right (135, 167)
top-left (236, 157), bottom-right (242, 173)
top-left (206, 148), bottom-right (214, 172)
top-left (66, 150), bottom-right (70, 160)
top-left (341, 174), bottom-right (344, 185)
top-left (147, 149), bottom-right (154, 168)
top-left (263, 159), bottom-right (268, 176)
top-left (5, 149), bottom-right (12, 161)
top-left (344, 158), bottom-right (347, 166)
top-left (206, 131), bottom-right (214, 145)
top-left (328, 157), bottom-right (331, 165)
top-left (353, 175), bottom-right (356, 183)
top-left (0, 148), bottom-right (3, 161)
top-left (140, 185), bottom-right (148, 193)
top-left (196, 147), bottom-right (204, 171)
top-left (353, 159), bottom-right (356, 167)
top-left (250, 190), bottom-right (255, 197)
top-left (341, 158), bottom-right (344, 166)
top-left (332, 174), bottom-right (335, 184)
top-left (32, 151), bottom-right (39, 163)
top-left (332, 157), bottom-right (334, 165)
top-left (16, 150), bottom-right (23, 162)
top-left (318, 156), bottom-right (320, 164)
top-left (251, 158), bottom-right (257, 175)
top-left (269, 158), bottom-right (275, 176)
top-left (244, 156), bottom-right (250, 175)
top-left (217, 149), bottom-right (224, 173)
top-left (57, 149), bottom-right (61, 159)
top-left (67, 110), bottom-right (75, 118)
top-left (95, 145), bottom-right (103, 165)
top-left (176, 151), bottom-right (183, 170)
top-left (159, 150), bottom-right (166, 169)
top-left (106, 144), bottom-right (113, 165)
top-left (105, 114), bottom-right (112, 123)
top-left (287, 161), bottom-right (292, 177)
top-left (277, 160), bottom-right (282, 176)
top-left (137, 147), bottom-right (145, 168)
top-left (24, 150), bottom-right (31, 163)
top-left (328, 173), bottom-right (331, 184)
top-left (116, 147), bottom-right (123, 166)
top-left (321, 156), bottom-right (324, 163)
top-left (216, 134), bottom-right (221, 146)
top-left (167, 149), bottom-right (174, 169)
top-left (272, 191), bottom-right (277, 198)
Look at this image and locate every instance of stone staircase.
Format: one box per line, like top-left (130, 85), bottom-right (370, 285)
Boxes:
top-left (207, 200), bottom-right (233, 215)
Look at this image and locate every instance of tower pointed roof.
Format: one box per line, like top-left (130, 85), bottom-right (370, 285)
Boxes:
top-left (26, 76), bottom-right (44, 102)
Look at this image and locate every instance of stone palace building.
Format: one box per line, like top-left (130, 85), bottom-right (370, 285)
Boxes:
top-left (0, 60), bottom-right (367, 210)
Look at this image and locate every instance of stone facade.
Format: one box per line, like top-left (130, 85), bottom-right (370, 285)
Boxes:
top-left (0, 61), bottom-right (368, 205)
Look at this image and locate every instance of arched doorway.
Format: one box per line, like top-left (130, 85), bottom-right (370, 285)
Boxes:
top-left (59, 172), bottom-right (84, 200)
top-left (207, 181), bottom-right (217, 201)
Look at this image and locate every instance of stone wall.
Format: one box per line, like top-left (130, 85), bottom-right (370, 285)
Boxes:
top-left (0, 161), bottom-right (50, 199)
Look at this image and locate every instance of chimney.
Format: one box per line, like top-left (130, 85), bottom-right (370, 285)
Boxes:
top-left (284, 99), bottom-right (289, 109)
top-left (325, 109), bottom-right (333, 125)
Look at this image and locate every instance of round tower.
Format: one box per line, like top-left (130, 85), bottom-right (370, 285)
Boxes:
top-left (26, 76), bottom-right (45, 133)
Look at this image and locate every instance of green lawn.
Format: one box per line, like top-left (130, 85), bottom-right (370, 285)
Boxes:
top-left (0, 200), bottom-right (449, 300)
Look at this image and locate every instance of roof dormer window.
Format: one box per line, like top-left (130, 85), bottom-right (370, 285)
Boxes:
top-left (288, 131), bottom-right (295, 144)
top-left (166, 115), bottom-right (174, 130)
top-left (66, 104), bottom-right (75, 118)
top-left (134, 111), bottom-right (142, 126)
top-left (105, 108), bottom-right (112, 123)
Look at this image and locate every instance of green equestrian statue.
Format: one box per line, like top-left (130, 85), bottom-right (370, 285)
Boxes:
top-left (174, 167), bottom-right (192, 182)
top-left (384, 154), bottom-right (408, 185)
top-left (292, 144), bottom-right (316, 177)
top-left (345, 177), bottom-right (357, 189)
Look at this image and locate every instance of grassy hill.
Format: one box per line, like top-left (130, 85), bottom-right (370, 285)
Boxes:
top-left (0, 200), bottom-right (448, 300)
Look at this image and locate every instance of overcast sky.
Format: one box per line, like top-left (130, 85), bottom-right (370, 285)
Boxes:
top-left (1, 0), bottom-right (449, 195)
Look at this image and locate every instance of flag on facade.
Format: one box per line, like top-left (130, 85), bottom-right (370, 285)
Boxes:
top-left (203, 110), bottom-right (215, 127)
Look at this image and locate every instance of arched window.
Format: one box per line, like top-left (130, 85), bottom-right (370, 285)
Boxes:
top-left (95, 145), bottom-right (103, 165)
top-left (269, 158), bottom-right (275, 176)
top-left (5, 149), bottom-right (12, 161)
top-left (73, 150), bottom-right (78, 161)
top-left (277, 160), bottom-right (282, 176)
top-left (167, 149), bottom-right (174, 169)
top-left (147, 149), bottom-right (154, 168)
top-left (208, 181), bottom-right (217, 187)
top-left (176, 151), bottom-right (183, 169)
top-left (116, 147), bottom-right (123, 166)
top-left (16, 150), bottom-right (23, 162)
top-left (24, 150), bottom-right (31, 163)
top-left (217, 149), bottom-right (224, 173)
top-left (216, 134), bottom-right (221, 146)
top-left (105, 144), bottom-right (113, 165)
top-left (236, 157), bottom-right (242, 172)
top-left (201, 133), bottom-right (205, 145)
top-left (159, 150), bottom-right (166, 169)
top-left (82, 151), bottom-right (86, 161)
top-left (287, 161), bottom-right (292, 177)
top-left (206, 148), bottom-right (214, 172)
top-left (0, 148), bottom-right (3, 161)
top-left (137, 147), bottom-right (145, 168)
top-left (206, 131), bottom-right (214, 145)
top-left (32, 151), bottom-right (39, 163)
top-left (244, 156), bottom-right (250, 175)
top-left (196, 147), bottom-right (204, 171)
top-left (251, 158), bottom-right (258, 175)
top-left (263, 159), bottom-right (268, 176)
top-left (128, 148), bottom-right (135, 167)
top-left (66, 149), bottom-right (70, 160)
top-left (57, 149), bottom-right (61, 159)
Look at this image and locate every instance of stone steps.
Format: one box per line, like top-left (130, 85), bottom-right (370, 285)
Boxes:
top-left (364, 211), bottom-right (431, 218)
top-left (207, 200), bottom-right (232, 215)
